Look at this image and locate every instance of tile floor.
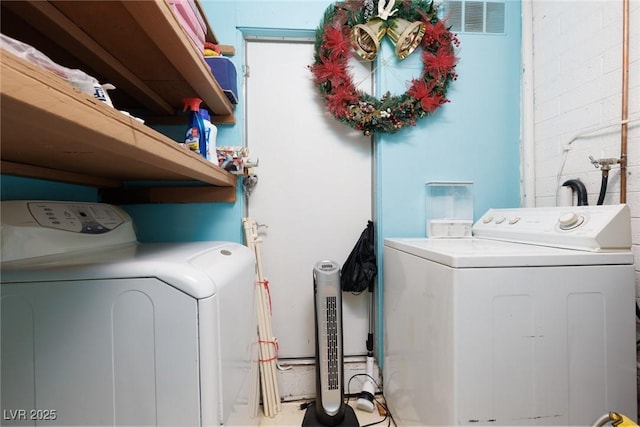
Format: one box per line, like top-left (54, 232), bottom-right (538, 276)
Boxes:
top-left (259, 398), bottom-right (395, 427)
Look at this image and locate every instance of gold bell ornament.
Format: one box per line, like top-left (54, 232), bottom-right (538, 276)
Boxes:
top-left (386, 18), bottom-right (426, 60)
top-left (351, 17), bottom-right (387, 61)
top-left (350, 0), bottom-right (426, 61)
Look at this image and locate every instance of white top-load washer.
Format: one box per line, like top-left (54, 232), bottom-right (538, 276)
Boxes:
top-left (383, 204), bottom-right (636, 426)
top-left (0, 201), bottom-right (258, 427)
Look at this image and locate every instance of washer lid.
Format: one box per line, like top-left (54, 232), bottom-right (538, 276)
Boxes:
top-left (384, 237), bottom-right (634, 268)
top-left (1, 241), bottom-right (255, 299)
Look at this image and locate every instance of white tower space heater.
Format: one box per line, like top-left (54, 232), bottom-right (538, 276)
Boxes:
top-left (303, 261), bottom-right (358, 427)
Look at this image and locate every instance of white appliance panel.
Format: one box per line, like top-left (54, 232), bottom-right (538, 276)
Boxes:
top-left (383, 243), bottom-right (637, 426)
top-left (192, 249), bottom-right (259, 427)
top-left (383, 247), bottom-right (456, 426)
top-left (1, 277), bottom-right (201, 427)
top-left (454, 264), bottom-right (635, 425)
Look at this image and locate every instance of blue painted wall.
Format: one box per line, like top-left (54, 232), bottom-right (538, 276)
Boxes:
top-left (1, 175), bottom-right (99, 202)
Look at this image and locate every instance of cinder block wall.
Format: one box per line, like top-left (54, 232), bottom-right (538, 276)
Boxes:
top-left (529, 0), bottom-right (640, 306)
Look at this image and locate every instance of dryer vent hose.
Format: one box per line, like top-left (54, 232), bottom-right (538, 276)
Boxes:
top-left (562, 179), bottom-right (589, 206)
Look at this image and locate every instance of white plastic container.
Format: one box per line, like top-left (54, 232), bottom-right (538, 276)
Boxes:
top-left (425, 181), bottom-right (473, 238)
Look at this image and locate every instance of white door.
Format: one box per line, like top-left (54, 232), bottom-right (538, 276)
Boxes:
top-left (245, 39), bottom-right (373, 358)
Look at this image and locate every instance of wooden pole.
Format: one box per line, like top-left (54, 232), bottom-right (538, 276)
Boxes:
top-left (242, 218), bottom-right (281, 417)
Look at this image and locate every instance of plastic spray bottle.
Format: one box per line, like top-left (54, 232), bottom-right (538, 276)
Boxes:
top-left (183, 97), bottom-right (206, 158)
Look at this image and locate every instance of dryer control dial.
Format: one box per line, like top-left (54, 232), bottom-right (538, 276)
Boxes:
top-left (558, 212), bottom-right (584, 230)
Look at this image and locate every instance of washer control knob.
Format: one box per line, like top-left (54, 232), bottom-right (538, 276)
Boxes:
top-left (483, 216), bottom-right (493, 224)
top-left (508, 217), bottom-right (520, 225)
top-left (494, 216), bottom-right (506, 224)
top-left (558, 212), bottom-right (583, 230)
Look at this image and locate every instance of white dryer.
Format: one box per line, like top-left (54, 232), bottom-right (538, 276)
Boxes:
top-left (383, 204), bottom-right (636, 426)
top-left (0, 200), bottom-right (258, 427)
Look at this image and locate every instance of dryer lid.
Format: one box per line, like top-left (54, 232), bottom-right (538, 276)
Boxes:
top-left (1, 242), bottom-right (255, 299)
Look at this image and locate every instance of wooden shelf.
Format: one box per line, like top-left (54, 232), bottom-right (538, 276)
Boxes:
top-left (0, 0), bottom-right (238, 203)
top-left (0, 0), bottom-right (235, 124)
top-left (0, 50), bottom-right (236, 203)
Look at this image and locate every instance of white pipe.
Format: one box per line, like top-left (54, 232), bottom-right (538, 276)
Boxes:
top-left (521, 0), bottom-right (536, 207)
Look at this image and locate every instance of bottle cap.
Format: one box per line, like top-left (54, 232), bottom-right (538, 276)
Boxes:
top-left (200, 109), bottom-right (210, 121)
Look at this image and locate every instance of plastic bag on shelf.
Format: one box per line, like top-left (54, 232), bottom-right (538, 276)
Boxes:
top-left (1, 33), bottom-right (115, 107)
top-left (216, 146), bottom-right (251, 174)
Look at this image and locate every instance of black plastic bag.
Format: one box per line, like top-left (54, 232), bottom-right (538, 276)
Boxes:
top-left (341, 221), bottom-right (377, 293)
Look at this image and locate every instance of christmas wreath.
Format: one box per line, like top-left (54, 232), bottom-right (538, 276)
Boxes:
top-left (310, 0), bottom-right (459, 135)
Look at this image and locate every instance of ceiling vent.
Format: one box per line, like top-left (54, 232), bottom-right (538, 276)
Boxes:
top-left (440, 1), bottom-right (506, 34)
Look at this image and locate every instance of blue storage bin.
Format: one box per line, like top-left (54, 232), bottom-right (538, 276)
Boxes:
top-left (205, 56), bottom-right (238, 104)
